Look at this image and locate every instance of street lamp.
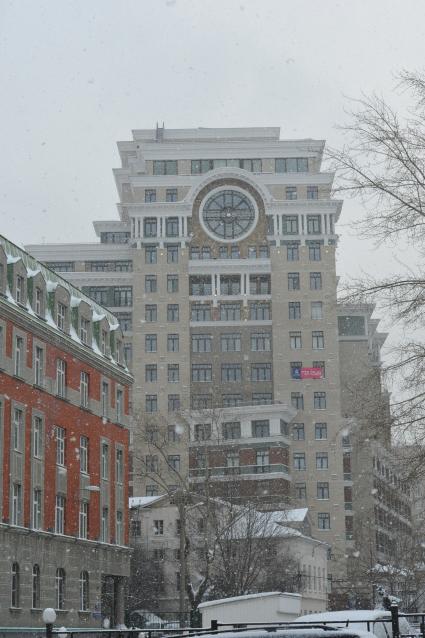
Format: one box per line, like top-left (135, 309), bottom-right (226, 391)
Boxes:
top-left (42, 608), bottom-right (56, 638)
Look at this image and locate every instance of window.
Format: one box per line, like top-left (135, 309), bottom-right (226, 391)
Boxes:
top-left (192, 334), bottom-right (212, 352)
top-left (146, 394), bottom-right (158, 413)
top-left (251, 332), bottom-right (271, 351)
top-left (314, 392), bottom-right (327, 409)
top-left (79, 501), bottom-right (89, 539)
top-left (275, 158), bottom-right (308, 172)
top-left (250, 302), bottom-right (271, 320)
top-left (310, 272), bottom-right (322, 290)
top-left (318, 513), bottom-right (331, 530)
top-left (145, 245), bottom-right (157, 264)
top-left (55, 568), bottom-right (66, 609)
top-left (190, 275), bottom-right (212, 295)
top-left (288, 302), bottom-right (301, 320)
top-left (290, 361), bottom-right (302, 379)
top-left (113, 286), bottom-right (133, 306)
top-left (166, 188), bottom-right (178, 202)
top-left (35, 287), bottom-right (43, 316)
top-left (87, 287), bottom-right (108, 305)
top-left (102, 381), bottom-right (109, 417)
top-left (293, 453), bottom-right (306, 470)
top-left (13, 408), bottom-right (23, 452)
top-left (166, 217), bottom-right (179, 237)
top-left (167, 334), bottom-right (179, 352)
top-left (288, 272), bottom-right (300, 290)
top-left (145, 189), bottom-right (156, 203)
top-left (168, 425), bottom-right (180, 442)
top-left (154, 520), bottom-right (164, 535)
top-left (252, 420), bottom-right (270, 437)
top-left (168, 394), bottom-right (180, 412)
top-left (220, 303), bottom-right (241, 321)
top-left (253, 392), bottom-right (273, 405)
top-left (14, 275), bottom-right (23, 303)
top-left (101, 508), bottom-right (109, 543)
top-left (12, 483), bottom-right (22, 525)
top-left (55, 358), bottom-right (66, 397)
top-left (190, 246), bottom-right (200, 260)
top-left (55, 426), bottom-right (65, 466)
top-left (307, 186), bottom-right (318, 200)
top-left (167, 274), bottom-right (179, 293)
top-left (192, 394), bottom-right (212, 409)
top-left (146, 485), bottom-right (159, 496)
top-left (291, 392), bottom-right (304, 410)
top-left (317, 482), bottom-right (329, 499)
top-left (57, 302), bottom-right (67, 331)
top-left (290, 331), bottom-right (302, 349)
top-left (131, 520), bottom-right (142, 537)
top-left (116, 511), bottom-right (124, 544)
top-left (292, 486), bottom-right (307, 507)
top-left (168, 455), bottom-right (180, 471)
top-left (192, 364), bottom-right (212, 382)
top-left (167, 244), bottom-right (179, 263)
top-left (167, 304), bottom-right (179, 322)
top-left (307, 215), bottom-right (321, 234)
top-left (145, 364), bottom-right (157, 382)
top-left (315, 423), bottom-right (328, 440)
top-left (222, 393), bottom-right (243, 407)
top-left (282, 216), bottom-right (299, 236)
top-left (101, 443), bottom-right (109, 479)
top-left (80, 318), bottom-right (90, 345)
top-left (116, 388), bottom-right (123, 422)
top-left (80, 436), bottom-right (88, 474)
top-left (115, 312), bottom-right (132, 332)
top-left (192, 303), bottom-right (211, 321)
top-left (80, 372), bottom-right (89, 407)
top-left (144, 218), bottom-right (157, 237)
top-left (14, 336), bottom-right (23, 377)
top-left (313, 360), bottom-right (326, 378)
top-left (312, 331), bottom-right (325, 349)
top-left (287, 243), bottom-right (299, 261)
top-left (153, 160), bottom-right (177, 175)
top-left (251, 363), bottom-right (272, 382)
top-left (222, 421), bottom-right (241, 440)
top-left (285, 186), bottom-right (297, 200)
top-left (143, 335), bottom-right (157, 355)
top-left (32, 564), bottom-right (40, 609)
top-left (145, 304), bottom-right (157, 322)
top-left (145, 275), bottom-right (157, 293)
top-left (194, 423), bottom-right (211, 441)
top-left (79, 571), bottom-right (89, 611)
top-left (115, 448), bottom-right (124, 484)
top-left (55, 495), bottom-right (65, 534)
top-left (338, 315), bottom-right (366, 336)
top-left (309, 243), bottom-right (321, 261)
top-left (221, 363), bottom-right (242, 382)
top-left (221, 333), bottom-right (241, 352)
top-left (221, 275), bottom-right (241, 295)
top-left (100, 329), bottom-right (108, 355)
top-left (293, 423), bottom-right (305, 440)
top-left (316, 452), bottom-right (329, 469)
top-left (168, 364), bottom-right (179, 383)
top-left (34, 346), bottom-right (44, 386)
top-left (311, 301), bottom-right (323, 320)
top-left (11, 563), bottom-right (20, 608)
top-left (33, 416), bottom-right (43, 458)
top-left (249, 274), bottom-right (271, 295)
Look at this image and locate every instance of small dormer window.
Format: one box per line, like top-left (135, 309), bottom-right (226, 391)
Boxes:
top-left (35, 288), bottom-right (43, 316)
top-left (101, 329), bottom-right (108, 355)
top-left (16, 275), bottom-right (25, 304)
top-left (116, 340), bottom-right (121, 364)
top-left (80, 318), bottom-right (90, 345)
top-left (57, 302), bottom-right (67, 331)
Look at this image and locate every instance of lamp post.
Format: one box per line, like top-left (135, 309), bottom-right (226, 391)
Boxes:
top-left (42, 608), bottom-right (56, 638)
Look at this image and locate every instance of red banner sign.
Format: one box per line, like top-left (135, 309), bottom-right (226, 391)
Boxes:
top-left (300, 367), bottom-right (323, 379)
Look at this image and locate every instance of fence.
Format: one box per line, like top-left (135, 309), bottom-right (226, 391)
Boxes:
top-left (1, 604), bottom-right (424, 638)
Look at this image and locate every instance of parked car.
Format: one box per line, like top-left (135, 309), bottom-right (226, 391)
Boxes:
top-left (295, 610), bottom-right (417, 638)
top-left (187, 626), bottom-right (378, 638)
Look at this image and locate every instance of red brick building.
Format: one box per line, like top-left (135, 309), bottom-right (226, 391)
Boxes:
top-left (0, 235), bottom-right (133, 627)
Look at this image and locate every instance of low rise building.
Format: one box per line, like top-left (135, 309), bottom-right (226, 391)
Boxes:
top-left (0, 235), bottom-right (133, 627)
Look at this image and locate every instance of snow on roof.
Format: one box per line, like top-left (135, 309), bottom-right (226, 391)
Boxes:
top-left (129, 495), bottom-right (167, 508)
top-left (199, 591), bottom-right (301, 609)
top-left (296, 610), bottom-right (391, 624)
top-left (282, 508), bottom-right (309, 522)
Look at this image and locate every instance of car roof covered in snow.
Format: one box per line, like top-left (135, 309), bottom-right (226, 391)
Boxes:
top-left (295, 611), bottom-right (391, 623)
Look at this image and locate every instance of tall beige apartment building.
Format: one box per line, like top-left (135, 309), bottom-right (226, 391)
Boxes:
top-left (28, 126), bottom-right (401, 604)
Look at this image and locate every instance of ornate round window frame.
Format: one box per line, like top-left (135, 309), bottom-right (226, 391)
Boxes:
top-left (198, 185), bottom-right (259, 243)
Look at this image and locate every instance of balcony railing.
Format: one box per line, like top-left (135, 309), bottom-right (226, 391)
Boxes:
top-left (189, 463), bottom-right (289, 478)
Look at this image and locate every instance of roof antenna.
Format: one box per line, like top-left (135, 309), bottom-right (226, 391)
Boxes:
top-left (155, 122), bottom-right (164, 142)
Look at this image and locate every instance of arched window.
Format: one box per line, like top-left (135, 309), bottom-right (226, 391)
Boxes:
top-left (11, 562), bottom-right (20, 608)
top-left (79, 570), bottom-right (89, 611)
top-left (32, 564), bottom-right (40, 609)
top-left (55, 568), bottom-right (65, 610)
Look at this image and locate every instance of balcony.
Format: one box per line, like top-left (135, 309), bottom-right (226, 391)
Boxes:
top-left (189, 463), bottom-right (289, 480)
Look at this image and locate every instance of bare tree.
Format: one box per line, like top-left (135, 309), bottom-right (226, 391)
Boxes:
top-left (327, 70), bottom-right (425, 475)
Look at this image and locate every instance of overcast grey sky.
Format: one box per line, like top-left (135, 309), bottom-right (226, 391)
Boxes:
top-left (1, 0), bottom-right (424, 283)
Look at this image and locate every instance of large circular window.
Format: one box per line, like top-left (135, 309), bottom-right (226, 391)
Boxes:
top-left (200, 188), bottom-right (257, 241)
